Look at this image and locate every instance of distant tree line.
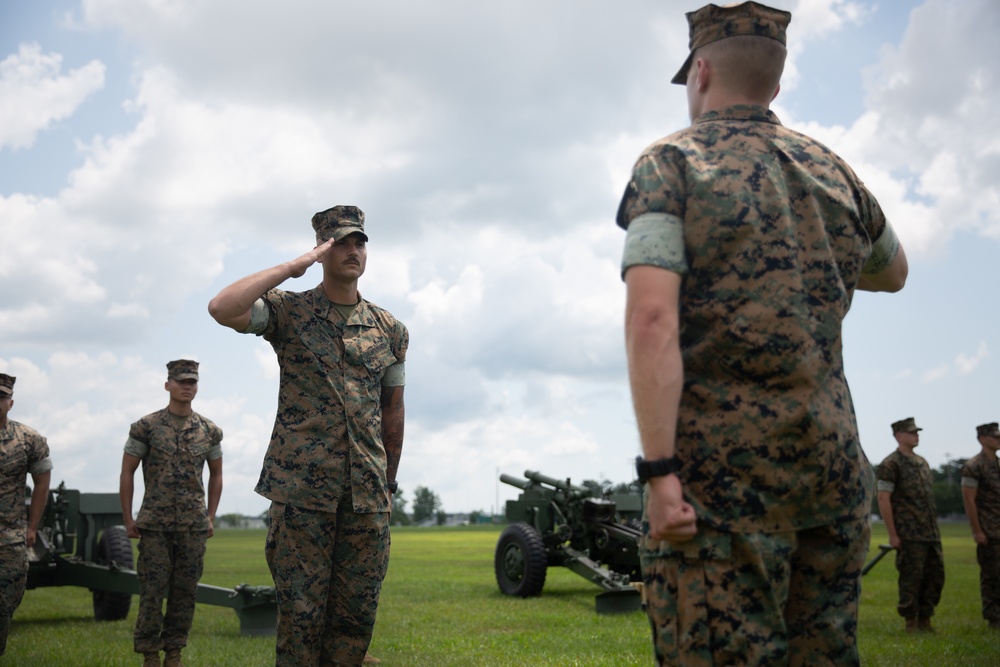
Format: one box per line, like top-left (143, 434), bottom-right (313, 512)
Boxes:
top-left (579, 478), bottom-right (643, 498)
top-left (391, 485), bottom-right (446, 526)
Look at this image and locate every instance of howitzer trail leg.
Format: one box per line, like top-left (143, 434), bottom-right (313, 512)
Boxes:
top-left (860, 545), bottom-right (893, 576)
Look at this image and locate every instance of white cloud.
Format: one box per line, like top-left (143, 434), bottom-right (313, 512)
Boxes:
top-left (782, 0), bottom-right (874, 91)
top-left (917, 342), bottom-right (991, 382)
top-left (0, 43), bottom-right (105, 150)
top-left (858, 0), bottom-right (1000, 241)
top-left (955, 341), bottom-right (990, 375)
top-left (3, 0), bottom-right (999, 515)
top-left (922, 364), bottom-right (949, 383)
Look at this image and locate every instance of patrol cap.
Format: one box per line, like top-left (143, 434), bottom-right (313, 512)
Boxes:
top-left (0, 373), bottom-right (14, 398)
top-left (977, 422), bottom-right (1000, 437)
top-left (311, 205), bottom-right (369, 243)
top-left (672, 1), bottom-right (792, 85)
top-left (166, 359), bottom-right (199, 381)
top-left (891, 417), bottom-right (922, 434)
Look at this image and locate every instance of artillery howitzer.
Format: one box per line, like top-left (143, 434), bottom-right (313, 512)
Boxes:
top-left (26, 482), bottom-right (277, 635)
top-left (494, 470), bottom-right (643, 614)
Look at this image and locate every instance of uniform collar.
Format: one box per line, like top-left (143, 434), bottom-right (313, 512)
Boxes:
top-left (311, 284), bottom-right (370, 326)
top-left (694, 104), bottom-right (781, 126)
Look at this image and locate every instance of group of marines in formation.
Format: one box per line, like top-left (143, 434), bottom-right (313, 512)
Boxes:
top-left (877, 417), bottom-right (1000, 634)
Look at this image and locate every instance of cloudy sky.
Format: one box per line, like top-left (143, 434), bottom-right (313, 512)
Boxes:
top-left (2, 0), bottom-right (997, 519)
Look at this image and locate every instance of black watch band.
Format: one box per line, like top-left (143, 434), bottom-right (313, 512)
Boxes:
top-left (635, 455), bottom-right (682, 484)
top-left (387, 480), bottom-right (398, 493)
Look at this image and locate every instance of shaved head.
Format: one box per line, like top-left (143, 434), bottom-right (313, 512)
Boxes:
top-left (697, 35), bottom-right (786, 102)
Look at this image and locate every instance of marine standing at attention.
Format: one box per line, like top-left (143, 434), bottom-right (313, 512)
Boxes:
top-left (208, 205), bottom-right (407, 667)
top-left (876, 417), bottom-right (944, 634)
top-left (0, 373), bottom-right (52, 657)
top-left (120, 359), bottom-right (224, 667)
top-left (618, 2), bottom-right (908, 664)
top-left (960, 422), bottom-right (1000, 630)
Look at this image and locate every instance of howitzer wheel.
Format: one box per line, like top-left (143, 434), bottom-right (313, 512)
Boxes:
top-left (93, 525), bottom-right (134, 621)
top-left (495, 522), bottom-right (547, 597)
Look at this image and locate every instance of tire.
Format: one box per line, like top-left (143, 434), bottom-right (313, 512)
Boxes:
top-left (495, 522), bottom-right (547, 597)
top-left (93, 525), bottom-right (134, 621)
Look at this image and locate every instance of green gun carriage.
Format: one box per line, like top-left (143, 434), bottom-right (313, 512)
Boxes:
top-left (495, 470), bottom-right (644, 614)
top-left (26, 482), bottom-right (277, 635)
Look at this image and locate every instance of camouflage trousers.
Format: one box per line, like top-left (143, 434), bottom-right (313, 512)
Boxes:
top-left (266, 501), bottom-right (390, 667)
top-left (641, 518), bottom-right (870, 667)
top-left (0, 543), bottom-right (27, 656)
top-left (134, 529), bottom-right (208, 654)
top-left (976, 541), bottom-right (1000, 622)
top-left (894, 540), bottom-right (944, 619)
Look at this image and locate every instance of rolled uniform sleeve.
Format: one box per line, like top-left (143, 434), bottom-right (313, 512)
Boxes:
top-left (617, 145), bottom-right (690, 279)
top-left (382, 362), bottom-right (405, 387)
top-left (876, 480), bottom-right (895, 493)
top-left (621, 212), bottom-right (688, 277)
top-left (243, 298), bottom-right (272, 335)
top-left (862, 220), bottom-right (901, 275)
top-left (26, 430), bottom-right (52, 475)
top-left (124, 436), bottom-right (149, 458)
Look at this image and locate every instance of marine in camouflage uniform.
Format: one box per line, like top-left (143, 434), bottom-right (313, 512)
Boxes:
top-left (960, 422), bottom-right (1000, 629)
top-left (209, 205), bottom-right (407, 667)
top-left (120, 360), bottom-right (223, 667)
top-left (876, 417), bottom-right (943, 633)
top-left (617, 3), bottom-right (908, 665)
top-left (0, 373), bottom-right (52, 657)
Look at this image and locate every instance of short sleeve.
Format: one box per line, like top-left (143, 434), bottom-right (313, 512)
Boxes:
top-left (382, 361), bottom-right (406, 387)
top-left (861, 220), bottom-right (900, 275)
top-left (242, 298), bottom-right (273, 335)
top-left (616, 147), bottom-right (688, 231)
top-left (124, 436), bottom-right (149, 458)
top-left (621, 212), bottom-right (688, 278)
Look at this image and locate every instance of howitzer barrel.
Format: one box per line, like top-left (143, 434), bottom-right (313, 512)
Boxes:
top-left (523, 470), bottom-right (591, 497)
top-left (499, 474), bottom-right (530, 490)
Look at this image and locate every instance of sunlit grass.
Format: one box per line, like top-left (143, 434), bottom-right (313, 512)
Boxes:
top-left (7, 522), bottom-right (999, 665)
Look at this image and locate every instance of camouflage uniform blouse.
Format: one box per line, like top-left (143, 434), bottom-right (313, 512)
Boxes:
top-left (961, 452), bottom-right (1000, 540)
top-left (0, 421), bottom-right (53, 545)
top-left (617, 105), bottom-right (895, 534)
top-left (877, 450), bottom-right (940, 542)
top-left (125, 409), bottom-right (223, 530)
top-left (249, 286), bottom-right (408, 514)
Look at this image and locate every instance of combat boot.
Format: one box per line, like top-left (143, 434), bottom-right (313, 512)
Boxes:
top-left (363, 654), bottom-right (382, 664)
top-left (917, 617), bottom-right (935, 633)
top-left (142, 653), bottom-right (161, 667)
top-left (163, 649), bottom-right (184, 667)
top-left (904, 617), bottom-right (918, 633)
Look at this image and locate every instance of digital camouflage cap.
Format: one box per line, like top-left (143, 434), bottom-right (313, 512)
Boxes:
top-left (977, 422), bottom-right (1000, 437)
top-left (0, 373), bottom-right (14, 397)
top-left (166, 359), bottom-right (199, 381)
top-left (891, 417), bottom-right (922, 434)
top-left (672, 1), bottom-right (792, 84)
top-left (311, 205), bottom-right (369, 243)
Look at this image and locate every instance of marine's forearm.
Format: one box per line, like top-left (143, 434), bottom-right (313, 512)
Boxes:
top-left (381, 385), bottom-right (405, 483)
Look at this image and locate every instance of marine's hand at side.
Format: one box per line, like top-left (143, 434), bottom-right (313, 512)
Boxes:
top-left (645, 474), bottom-right (697, 542)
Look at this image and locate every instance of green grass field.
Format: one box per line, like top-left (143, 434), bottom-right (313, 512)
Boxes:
top-left (8, 521), bottom-right (1000, 665)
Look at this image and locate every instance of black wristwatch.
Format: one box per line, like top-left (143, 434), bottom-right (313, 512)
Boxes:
top-left (387, 480), bottom-right (398, 494)
top-left (635, 456), bottom-right (682, 484)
